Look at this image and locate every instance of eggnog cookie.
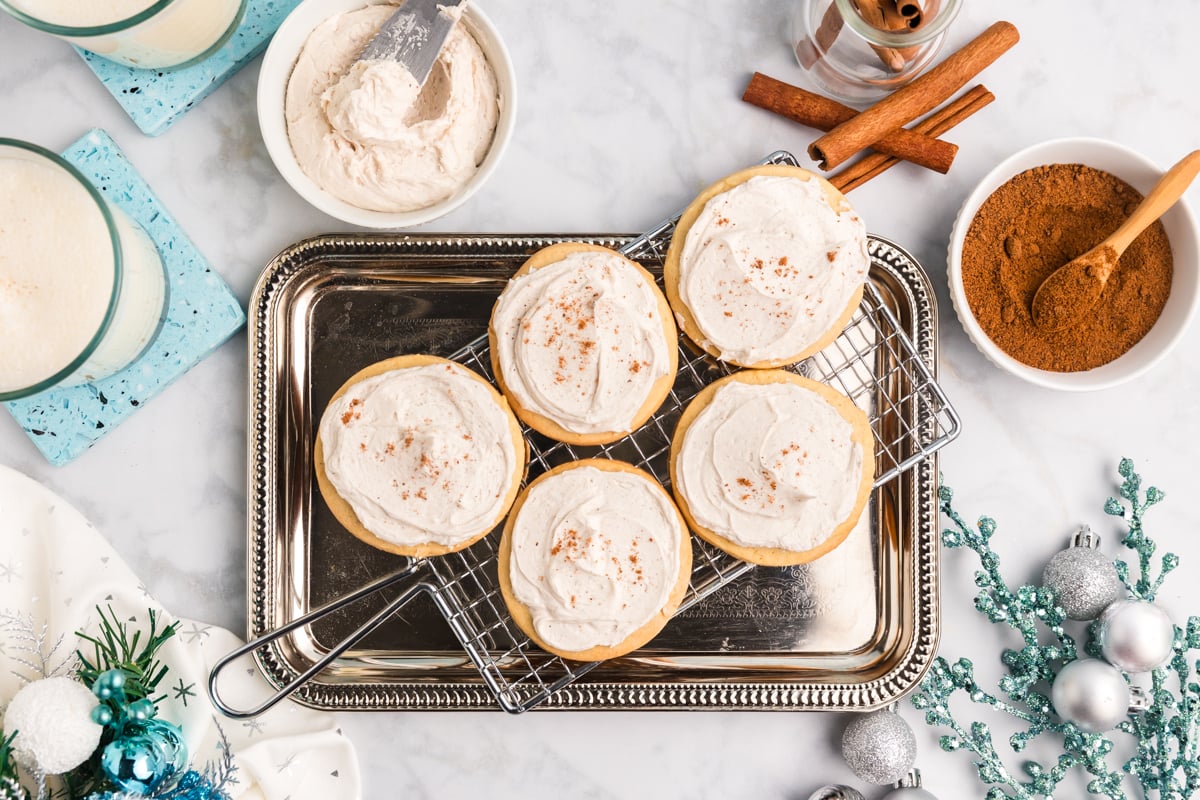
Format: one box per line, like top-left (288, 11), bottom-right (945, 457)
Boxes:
top-left (664, 164), bottom-right (869, 368)
top-left (489, 243), bottom-right (677, 445)
top-left (499, 459), bottom-right (693, 661)
top-left (670, 369), bottom-right (874, 567)
top-left (315, 355), bottom-right (526, 558)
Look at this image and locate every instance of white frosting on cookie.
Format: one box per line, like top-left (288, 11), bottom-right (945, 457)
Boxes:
top-left (678, 174), bottom-right (868, 364)
top-left (319, 362), bottom-right (516, 547)
top-left (286, 4), bottom-right (499, 213)
top-left (492, 251), bottom-right (671, 435)
top-left (509, 465), bottom-right (684, 652)
top-left (675, 380), bottom-right (864, 552)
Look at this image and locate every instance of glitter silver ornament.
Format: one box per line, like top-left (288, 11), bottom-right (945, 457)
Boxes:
top-left (1098, 599), bottom-right (1175, 673)
top-left (841, 709), bottom-right (917, 785)
top-left (807, 786), bottom-right (866, 800)
top-left (880, 769), bottom-right (939, 799)
top-left (1051, 657), bottom-right (1130, 732)
top-left (1041, 527), bottom-right (1123, 621)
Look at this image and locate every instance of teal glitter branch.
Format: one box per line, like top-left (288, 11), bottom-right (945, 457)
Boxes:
top-left (916, 460), bottom-right (1199, 799)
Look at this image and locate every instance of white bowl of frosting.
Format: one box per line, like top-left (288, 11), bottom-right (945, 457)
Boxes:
top-left (258, 0), bottom-right (516, 228)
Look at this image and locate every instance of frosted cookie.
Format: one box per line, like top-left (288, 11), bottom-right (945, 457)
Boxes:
top-left (664, 164), bottom-right (869, 368)
top-left (315, 355), bottom-right (526, 558)
top-left (499, 459), bottom-right (693, 661)
top-left (489, 243), bottom-right (677, 445)
top-left (670, 369), bottom-right (873, 566)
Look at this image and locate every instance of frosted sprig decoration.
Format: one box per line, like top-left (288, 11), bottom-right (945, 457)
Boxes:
top-left (910, 459), bottom-right (1200, 799)
top-left (0, 611), bottom-right (76, 685)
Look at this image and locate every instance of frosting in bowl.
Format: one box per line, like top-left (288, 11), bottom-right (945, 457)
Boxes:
top-left (678, 174), bottom-right (868, 364)
top-left (318, 362), bottom-right (517, 547)
top-left (675, 379), bottom-right (864, 552)
top-left (492, 250), bottom-right (672, 435)
top-left (508, 464), bottom-right (684, 653)
top-left (285, 4), bottom-right (499, 213)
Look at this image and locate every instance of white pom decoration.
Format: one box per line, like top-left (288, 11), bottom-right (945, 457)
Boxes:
top-left (3, 677), bottom-right (103, 774)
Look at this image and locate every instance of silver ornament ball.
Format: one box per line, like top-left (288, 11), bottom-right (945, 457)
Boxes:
top-left (879, 768), bottom-right (939, 799)
top-left (1051, 657), bottom-right (1130, 732)
top-left (841, 709), bottom-right (917, 785)
top-left (807, 786), bottom-right (866, 800)
top-left (1041, 531), bottom-right (1123, 621)
top-left (1098, 599), bottom-right (1175, 673)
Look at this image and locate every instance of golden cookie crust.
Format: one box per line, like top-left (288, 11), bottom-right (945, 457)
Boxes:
top-left (669, 369), bottom-right (874, 567)
top-left (498, 458), bottom-right (693, 661)
top-left (663, 164), bottom-right (865, 369)
top-left (489, 242), bottom-right (678, 445)
top-left (314, 354), bottom-right (527, 558)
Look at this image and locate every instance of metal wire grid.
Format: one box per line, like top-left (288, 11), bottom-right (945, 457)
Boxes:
top-left (390, 151), bottom-right (957, 714)
top-left (619, 149), bottom-right (958, 485)
top-left (427, 339), bottom-right (754, 713)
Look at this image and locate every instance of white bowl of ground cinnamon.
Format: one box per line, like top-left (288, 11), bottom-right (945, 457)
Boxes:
top-left (947, 137), bottom-right (1200, 391)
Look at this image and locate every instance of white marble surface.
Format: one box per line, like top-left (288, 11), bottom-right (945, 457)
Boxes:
top-left (2, 1), bottom-right (1199, 797)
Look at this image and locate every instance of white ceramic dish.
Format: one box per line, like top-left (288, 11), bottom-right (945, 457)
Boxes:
top-left (947, 137), bottom-right (1200, 392)
top-left (257, 0), bottom-right (516, 229)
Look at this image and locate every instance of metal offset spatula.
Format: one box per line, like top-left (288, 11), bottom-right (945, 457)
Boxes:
top-left (357, 0), bottom-right (466, 86)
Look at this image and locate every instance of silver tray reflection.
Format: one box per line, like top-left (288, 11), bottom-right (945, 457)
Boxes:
top-left (247, 233), bottom-right (946, 710)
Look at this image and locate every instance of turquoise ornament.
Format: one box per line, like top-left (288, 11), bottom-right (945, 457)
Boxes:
top-left (93, 669), bottom-right (127, 701)
top-left (101, 733), bottom-right (167, 795)
top-left (157, 770), bottom-right (234, 800)
top-left (100, 719), bottom-right (188, 795)
top-left (142, 718), bottom-right (188, 778)
top-left (91, 704), bottom-right (115, 726)
top-left (128, 698), bottom-right (156, 722)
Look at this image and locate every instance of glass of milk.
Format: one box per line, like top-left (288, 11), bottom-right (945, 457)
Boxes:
top-left (0, 0), bottom-right (246, 70)
top-left (0, 139), bottom-right (167, 401)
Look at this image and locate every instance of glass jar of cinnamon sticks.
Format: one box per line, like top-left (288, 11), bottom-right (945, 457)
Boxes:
top-left (791, 0), bottom-right (962, 102)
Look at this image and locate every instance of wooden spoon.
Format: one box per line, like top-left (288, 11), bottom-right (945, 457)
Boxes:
top-left (1031, 149), bottom-right (1200, 331)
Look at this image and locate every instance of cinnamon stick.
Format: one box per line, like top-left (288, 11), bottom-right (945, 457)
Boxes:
top-left (795, 0), bottom-right (845, 69)
top-left (809, 21), bottom-right (1019, 170)
top-left (878, 0), bottom-right (921, 61)
top-left (742, 72), bottom-right (958, 174)
top-left (852, 0), bottom-right (905, 72)
top-left (829, 85), bottom-right (995, 192)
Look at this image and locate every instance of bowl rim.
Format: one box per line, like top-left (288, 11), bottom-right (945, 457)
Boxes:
top-left (946, 136), bottom-right (1200, 392)
top-left (256, 0), bottom-right (516, 229)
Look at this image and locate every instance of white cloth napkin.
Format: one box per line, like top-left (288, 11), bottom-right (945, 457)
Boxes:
top-left (0, 464), bottom-right (361, 800)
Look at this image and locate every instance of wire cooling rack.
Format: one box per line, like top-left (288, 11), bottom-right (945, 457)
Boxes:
top-left (214, 151), bottom-right (960, 718)
top-left (408, 151), bottom-right (961, 714)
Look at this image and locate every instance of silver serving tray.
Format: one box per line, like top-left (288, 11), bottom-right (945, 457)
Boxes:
top-left (247, 233), bottom-right (945, 711)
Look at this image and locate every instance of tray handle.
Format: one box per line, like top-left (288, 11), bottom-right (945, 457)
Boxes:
top-left (209, 561), bottom-right (430, 718)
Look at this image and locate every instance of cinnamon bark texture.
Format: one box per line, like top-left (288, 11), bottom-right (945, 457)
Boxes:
top-left (742, 72), bottom-right (957, 173)
top-left (809, 21), bottom-right (1019, 170)
top-left (829, 85), bottom-right (994, 192)
top-left (795, 0), bottom-right (845, 69)
top-left (851, 0), bottom-right (906, 71)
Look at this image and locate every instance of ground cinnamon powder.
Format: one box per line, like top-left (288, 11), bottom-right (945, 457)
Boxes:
top-left (961, 164), bottom-right (1173, 372)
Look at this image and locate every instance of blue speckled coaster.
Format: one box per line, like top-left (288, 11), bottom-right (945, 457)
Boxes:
top-left (76, 0), bottom-right (303, 137)
top-left (3, 129), bottom-right (245, 466)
